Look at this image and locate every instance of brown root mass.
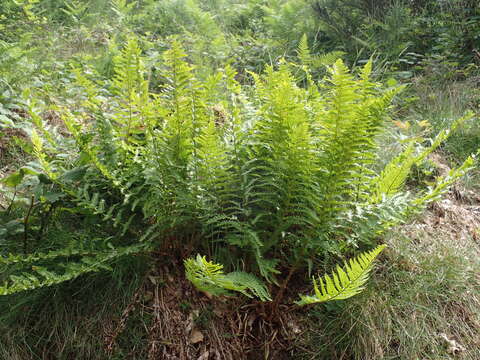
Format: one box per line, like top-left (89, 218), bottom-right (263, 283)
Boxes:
top-left (103, 261), bottom-right (305, 360)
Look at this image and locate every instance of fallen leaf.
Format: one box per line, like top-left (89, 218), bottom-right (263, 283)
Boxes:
top-left (148, 275), bottom-right (159, 285)
top-left (197, 350), bottom-right (209, 360)
top-left (394, 120), bottom-right (410, 130)
top-left (190, 329), bottom-right (204, 344)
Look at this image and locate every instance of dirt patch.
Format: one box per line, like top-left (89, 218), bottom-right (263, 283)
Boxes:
top-left (103, 261), bottom-right (305, 360)
top-left (401, 154), bottom-right (480, 255)
top-left (398, 191), bottom-right (480, 268)
top-left (0, 128), bottom-right (27, 159)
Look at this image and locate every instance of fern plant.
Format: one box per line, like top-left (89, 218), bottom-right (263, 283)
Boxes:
top-left (295, 33), bottom-right (344, 84)
top-left (0, 36), bottom-right (475, 304)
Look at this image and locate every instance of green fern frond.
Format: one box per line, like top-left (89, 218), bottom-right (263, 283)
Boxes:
top-left (224, 271), bottom-right (272, 301)
top-left (373, 112), bottom-right (473, 203)
top-left (185, 255), bottom-right (271, 301)
top-left (297, 33), bottom-right (344, 73)
top-left (414, 155), bottom-right (476, 206)
top-left (313, 52), bottom-right (345, 68)
top-left (297, 34), bottom-right (312, 66)
top-left (0, 243), bottom-right (148, 296)
top-left (0, 248), bottom-right (100, 265)
top-left (110, 0), bottom-right (136, 19)
top-left (372, 143), bottom-right (416, 201)
top-left (296, 245), bottom-right (386, 305)
top-left (185, 255), bottom-right (227, 296)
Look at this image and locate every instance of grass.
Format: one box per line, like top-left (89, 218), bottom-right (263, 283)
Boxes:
top-left (300, 207), bottom-right (480, 360)
top-left (408, 75), bottom-right (480, 165)
top-left (0, 260), bottom-right (148, 359)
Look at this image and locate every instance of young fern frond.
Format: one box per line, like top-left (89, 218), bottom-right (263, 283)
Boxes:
top-left (296, 245), bottom-right (386, 305)
top-left (297, 34), bottom-right (312, 66)
top-left (184, 255), bottom-right (271, 301)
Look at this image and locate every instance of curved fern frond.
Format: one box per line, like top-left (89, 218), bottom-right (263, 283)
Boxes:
top-left (372, 143), bottom-right (416, 202)
top-left (224, 271), bottom-right (272, 301)
top-left (296, 245), bottom-right (385, 305)
top-left (184, 255), bottom-right (271, 301)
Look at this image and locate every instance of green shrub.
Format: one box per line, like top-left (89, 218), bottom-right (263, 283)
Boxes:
top-left (0, 38), bottom-right (474, 303)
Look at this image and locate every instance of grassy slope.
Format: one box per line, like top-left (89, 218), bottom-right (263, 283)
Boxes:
top-left (301, 197), bottom-right (480, 359)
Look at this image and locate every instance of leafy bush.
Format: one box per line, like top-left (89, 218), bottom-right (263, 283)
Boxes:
top-left (311, 0), bottom-right (480, 71)
top-left (0, 38), bottom-right (474, 303)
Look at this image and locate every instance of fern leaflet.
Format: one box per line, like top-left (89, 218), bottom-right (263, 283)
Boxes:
top-left (296, 245), bottom-right (386, 305)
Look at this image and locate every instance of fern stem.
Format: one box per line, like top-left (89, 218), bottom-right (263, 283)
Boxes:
top-left (271, 264), bottom-right (298, 315)
top-left (6, 187), bottom-right (16, 215)
top-left (23, 195), bottom-right (35, 254)
top-left (36, 203), bottom-right (55, 242)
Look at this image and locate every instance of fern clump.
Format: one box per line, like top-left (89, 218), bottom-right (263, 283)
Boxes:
top-left (0, 37), bottom-right (475, 304)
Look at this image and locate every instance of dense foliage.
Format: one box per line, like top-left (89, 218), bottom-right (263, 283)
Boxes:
top-left (0, 37), bottom-right (473, 302)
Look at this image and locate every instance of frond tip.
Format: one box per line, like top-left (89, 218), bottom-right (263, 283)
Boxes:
top-left (296, 245), bottom-right (386, 306)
